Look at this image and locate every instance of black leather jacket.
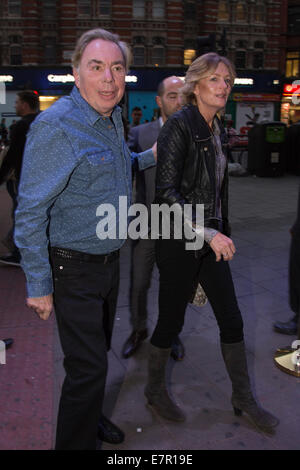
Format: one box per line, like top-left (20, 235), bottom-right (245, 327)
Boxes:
top-left (155, 104), bottom-right (230, 250)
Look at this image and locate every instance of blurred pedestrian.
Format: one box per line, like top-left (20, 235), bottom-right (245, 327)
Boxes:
top-left (273, 186), bottom-right (300, 336)
top-left (225, 119), bottom-right (240, 163)
top-left (14, 28), bottom-right (156, 450)
top-left (144, 53), bottom-right (279, 433)
top-left (0, 91), bottom-right (39, 266)
top-left (122, 76), bottom-right (185, 361)
top-left (129, 106), bottom-right (143, 128)
top-left (0, 118), bottom-right (8, 141)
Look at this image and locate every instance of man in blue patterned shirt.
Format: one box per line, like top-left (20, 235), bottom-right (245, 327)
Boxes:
top-left (14, 29), bottom-right (156, 450)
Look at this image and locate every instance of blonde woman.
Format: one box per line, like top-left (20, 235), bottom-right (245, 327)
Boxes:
top-left (145, 53), bottom-right (279, 433)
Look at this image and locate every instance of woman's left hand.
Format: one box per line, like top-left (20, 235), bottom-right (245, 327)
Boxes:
top-left (209, 232), bottom-right (236, 262)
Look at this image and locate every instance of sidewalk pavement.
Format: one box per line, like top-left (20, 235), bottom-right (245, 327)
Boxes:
top-left (0, 174), bottom-right (299, 450)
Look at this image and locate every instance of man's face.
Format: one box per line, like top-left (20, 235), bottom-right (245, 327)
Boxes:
top-left (132, 109), bottom-right (142, 125)
top-left (156, 76), bottom-right (183, 122)
top-left (15, 97), bottom-right (25, 117)
top-left (73, 39), bottom-right (126, 117)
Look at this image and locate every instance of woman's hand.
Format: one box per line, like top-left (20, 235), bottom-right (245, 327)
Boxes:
top-left (209, 232), bottom-right (236, 262)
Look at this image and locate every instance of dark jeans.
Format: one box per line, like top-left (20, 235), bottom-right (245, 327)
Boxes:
top-left (50, 249), bottom-right (119, 450)
top-left (151, 239), bottom-right (244, 348)
top-left (4, 179), bottom-right (19, 256)
top-left (130, 238), bottom-right (156, 330)
top-left (289, 235), bottom-right (300, 317)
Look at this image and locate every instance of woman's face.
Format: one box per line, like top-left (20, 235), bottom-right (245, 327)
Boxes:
top-left (193, 62), bottom-right (232, 116)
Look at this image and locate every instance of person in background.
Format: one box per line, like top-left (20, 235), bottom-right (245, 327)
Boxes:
top-left (0, 91), bottom-right (39, 267)
top-left (122, 76), bottom-right (185, 361)
top-left (144, 53), bottom-right (279, 434)
top-left (14, 28), bottom-right (156, 450)
top-left (225, 119), bottom-right (240, 163)
top-left (130, 106), bottom-right (143, 128)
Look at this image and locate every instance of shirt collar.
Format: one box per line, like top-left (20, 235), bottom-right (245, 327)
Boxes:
top-left (70, 85), bottom-right (121, 126)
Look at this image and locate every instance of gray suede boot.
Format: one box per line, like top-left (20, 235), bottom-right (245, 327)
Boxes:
top-left (144, 344), bottom-right (186, 422)
top-left (221, 341), bottom-right (279, 433)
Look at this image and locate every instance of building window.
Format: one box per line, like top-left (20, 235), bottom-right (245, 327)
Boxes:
top-left (254, 3), bottom-right (265, 23)
top-left (152, 47), bottom-right (165, 67)
top-left (8, 0), bottom-right (21, 16)
top-left (42, 0), bottom-right (57, 19)
top-left (152, 0), bottom-right (165, 18)
top-left (286, 51), bottom-right (300, 77)
top-left (10, 44), bottom-right (22, 65)
top-left (133, 0), bottom-right (145, 18)
top-left (133, 46), bottom-right (145, 65)
top-left (236, 1), bottom-right (247, 22)
top-left (184, 1), bottom-right (196, 21)
top-left (254, 41), bottom-right (264, 49)
top-left (78, 0), bottom-right (91, 16)
top-left (253, 52), bottom-right (264, 69)
top-left (236, 40), bottom-right (247, 49)
top-left (43, 37), bottom-right (57, 64)
top-left (235, 50), bottom-right (246, 69)
top-left (97, 0), bottom-right (111, 16)
top-left (184, 39), bottom-right (196, 66)
top-left (288, 6), bottom-right (300, 33)
top-left (218, 0), bottom-right (229, 22)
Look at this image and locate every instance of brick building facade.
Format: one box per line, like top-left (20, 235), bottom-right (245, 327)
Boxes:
top-left (0, 0), bottom-right (286, 72)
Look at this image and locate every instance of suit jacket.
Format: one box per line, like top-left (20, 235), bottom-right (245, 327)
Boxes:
top-left (0, 113), bottom-right (38, 185)
top-left (127, 119), bottom-right (161, 209)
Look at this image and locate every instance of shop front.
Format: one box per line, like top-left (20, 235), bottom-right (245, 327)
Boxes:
top-left (225, 72), bottom-right (282, 136)
top-left (281, 82), bottom-right (300, 125)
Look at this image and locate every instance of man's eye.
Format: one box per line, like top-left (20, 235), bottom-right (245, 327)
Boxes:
top-left (112, 65), bottom-right (125, 73)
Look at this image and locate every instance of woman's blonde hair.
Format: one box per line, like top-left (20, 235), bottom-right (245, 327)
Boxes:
top-left (181, 52), bottom-right (236, 105)
top-left (71, 28), bottom-right (132, 72)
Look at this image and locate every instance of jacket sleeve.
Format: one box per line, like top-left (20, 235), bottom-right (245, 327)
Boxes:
top-left (155, 115), bottom-right (190, 208)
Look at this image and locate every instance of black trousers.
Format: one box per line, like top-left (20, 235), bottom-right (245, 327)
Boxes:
top-left (50, 249), bottom-right (119, 450)
top-left (151, 239), bottom-right (244, 348)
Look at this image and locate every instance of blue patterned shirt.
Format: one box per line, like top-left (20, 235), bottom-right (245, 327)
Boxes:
top-left (15, 86), bottom-right (155, 298)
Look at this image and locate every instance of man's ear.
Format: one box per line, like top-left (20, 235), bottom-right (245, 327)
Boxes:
top-left (73, 68), bottom-right (80, 88)
top-left (155, 95), bottom-right (161, 109)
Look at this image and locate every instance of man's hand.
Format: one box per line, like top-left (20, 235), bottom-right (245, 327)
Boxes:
top-left (151, 141), bottom-right (157, 161)
top-left (27, 294), bottom-right (53, 321)
top-left (209, 232), bottom-right (236, 262)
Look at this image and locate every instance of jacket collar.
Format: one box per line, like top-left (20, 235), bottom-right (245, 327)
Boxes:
top-left (183, 104), bottom-right (223, 142)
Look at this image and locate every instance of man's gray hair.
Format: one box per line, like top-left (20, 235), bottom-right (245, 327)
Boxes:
top-left (72, 28), bottom-right (132, 71)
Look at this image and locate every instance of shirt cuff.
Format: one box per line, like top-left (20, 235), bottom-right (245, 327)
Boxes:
top-left (204, 228), bottom-right (219, 244)
top-left (26, 277), bottom-right (53, 298)
top-left (137, 149), bottom-right (156, 171)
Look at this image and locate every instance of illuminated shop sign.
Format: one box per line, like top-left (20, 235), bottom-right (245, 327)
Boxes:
top-left (234, 78), bottom-right (254, 86)
top-left (47, 74), bottom-right (138, 84)
top-left (0, 75), bottom-right (14, 82)
top-left (283, 82), bottom-right (300, 96)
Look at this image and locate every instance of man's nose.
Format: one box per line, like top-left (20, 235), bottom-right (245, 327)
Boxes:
top-left (102, 67), bottom-right (114, 82)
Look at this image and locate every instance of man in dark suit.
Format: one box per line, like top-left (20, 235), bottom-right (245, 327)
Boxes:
top-left (122, 76), bottom-right (185, 360)
top-left (0, 90), bottom-right (39, 266)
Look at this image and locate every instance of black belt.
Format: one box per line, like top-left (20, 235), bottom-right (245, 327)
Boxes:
top-left (51, 246), bottom-right (119, 264)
